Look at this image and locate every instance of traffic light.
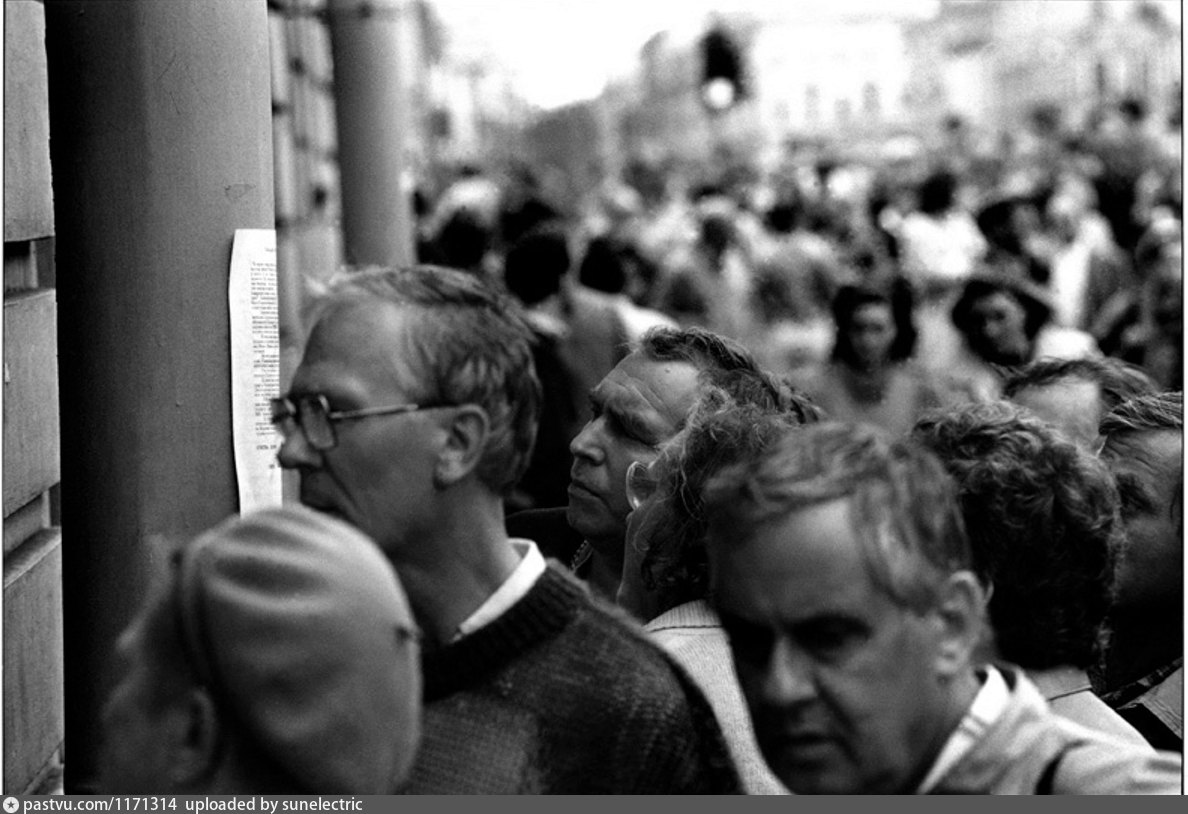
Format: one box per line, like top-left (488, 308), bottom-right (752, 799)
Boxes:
top-left (700, 27), bottom-right (745, 113)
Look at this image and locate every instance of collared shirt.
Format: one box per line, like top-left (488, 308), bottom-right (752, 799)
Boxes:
top-left (452, 538), bottom-right (547, 642)
top-left (916, 665), bottom-right (1011, 793)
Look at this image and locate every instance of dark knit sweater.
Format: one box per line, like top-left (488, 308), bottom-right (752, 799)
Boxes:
top-left (399, 565), bottom-right (744, 794)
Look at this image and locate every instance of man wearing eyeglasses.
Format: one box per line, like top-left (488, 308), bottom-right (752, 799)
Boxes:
top-left (274, 265), bottom-right (742, 794)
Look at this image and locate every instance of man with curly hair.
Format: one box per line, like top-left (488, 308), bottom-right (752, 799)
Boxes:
top-left (911, 401), bottom-right (1149, 747)
top-left (1094, 391), bottom-right (1183, 751)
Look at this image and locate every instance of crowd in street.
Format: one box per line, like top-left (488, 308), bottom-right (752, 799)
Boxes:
top-left (97, 97), bottom-right (1183, 794)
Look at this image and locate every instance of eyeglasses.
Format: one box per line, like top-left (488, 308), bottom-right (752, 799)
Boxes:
top-left (270, 393), bottom-right (439, 452)
top-left (625, 459), bottom-right (662, 511)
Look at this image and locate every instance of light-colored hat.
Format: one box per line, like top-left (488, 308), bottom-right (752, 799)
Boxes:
top-left (175, 505), bottom-right (421, 793)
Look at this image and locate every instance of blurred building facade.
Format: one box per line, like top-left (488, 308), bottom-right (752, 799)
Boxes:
top-left (510, 0), bottom-right (1180, 191)
top-left (904, 0), bottom-right (1181, 137)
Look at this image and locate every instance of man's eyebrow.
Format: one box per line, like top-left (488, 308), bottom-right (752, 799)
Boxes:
top-left (615, 404), bottom-right (656, 435)
top-left (791, 613), bottom-right (865, 631)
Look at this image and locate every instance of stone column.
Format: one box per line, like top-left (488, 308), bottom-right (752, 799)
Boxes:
top-left (45, 0), bottom-right (274, 791)
top-left (327, 0), bottom-right (416, 267)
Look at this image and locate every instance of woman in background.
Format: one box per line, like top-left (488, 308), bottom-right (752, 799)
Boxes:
top-left (801, 280), bottom-right (959, 435)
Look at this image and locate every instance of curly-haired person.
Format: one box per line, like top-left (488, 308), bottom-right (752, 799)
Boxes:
top-left (617, 366), bottom-right (821, 793)
top-left (911, 401), bottom-right (1150, 748)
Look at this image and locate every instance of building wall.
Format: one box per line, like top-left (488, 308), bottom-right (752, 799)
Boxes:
top-left (267, 0), bottom-right (344, 395)
top-left (3, 0), bottom-right (64, 794)
top-left (1, 0), bottom-right (344, 787)
top-left (752, 18), bottom-right (911, 142)
top-left (908, 0), bottom-right (1181, 135)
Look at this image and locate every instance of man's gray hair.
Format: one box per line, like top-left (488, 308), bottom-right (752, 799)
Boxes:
top-left (704, 422), bottom-right (972, 613)
top-left (309, 265), bottom-right (542, 494)
top-left (1100, 391), bottom-right (1183, 437)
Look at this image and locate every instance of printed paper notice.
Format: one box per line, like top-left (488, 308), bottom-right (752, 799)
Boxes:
top-left (229, 228), bottom-right (282, 512)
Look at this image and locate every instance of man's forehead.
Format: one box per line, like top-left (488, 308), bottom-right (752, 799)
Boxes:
top-left (1015, 376), bottom-right (1100, 405)
top-left (308, 299), bottom-right (412, 347)
top-left (293, 301), bottom-right (417, 396)
top-left (716, 500), bottom-right (872, 598)
top-left (596, 355), bottom-right (701, 423)
top-left (1012, 379), bottom-right (1102, 437)
top-left (1103, 429), bottom-right (1183, 473)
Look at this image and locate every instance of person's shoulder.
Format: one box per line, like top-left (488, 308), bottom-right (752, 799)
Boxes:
top-left (556, 580), bottom-right (714, 693)
top-left (545, 581), bottom-right (744, 792)
top-left (525, 569), bottom-right (724, 720)
top-left (1051, 725), bottom-right (1183, 794)
top-left (976, 668), bottom-right (1183, 794)
top-left (1024, 668), bottom-right (1182, 794)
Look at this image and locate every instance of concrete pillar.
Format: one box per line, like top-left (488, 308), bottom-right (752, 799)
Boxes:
top-left (327, 0), bottom-right (415, 267)
top-left (44, 0), bottom-right (274, 792)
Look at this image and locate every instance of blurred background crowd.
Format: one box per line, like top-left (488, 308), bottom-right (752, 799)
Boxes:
top-left (3, 0), bottom-right (1182, 794)
top-left (400, 0), bottom-right (1182, 512)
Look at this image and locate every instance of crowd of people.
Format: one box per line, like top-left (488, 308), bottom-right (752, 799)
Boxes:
top-left (96, 97), bottom-right (1183, 794)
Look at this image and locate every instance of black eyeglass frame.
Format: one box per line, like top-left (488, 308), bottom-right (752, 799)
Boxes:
top-left (270, 393), bottom-right (440, 451)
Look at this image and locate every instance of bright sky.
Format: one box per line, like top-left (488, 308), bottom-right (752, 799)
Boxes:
top-left (429, 0), bottom-right (943, 109)
top-left (429, 0), bottom-right (1182, 110)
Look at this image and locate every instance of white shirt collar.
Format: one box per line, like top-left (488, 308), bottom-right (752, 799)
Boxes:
top-left (916, 665), bottom-right (1011, 793)
top-left (452, 538), bottom-right (546, 642)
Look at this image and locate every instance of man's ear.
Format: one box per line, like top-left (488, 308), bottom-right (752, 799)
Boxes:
top-left (931, 571), bottom-right (986, 680)
top-left (167, 686), bottom-right (222, 788)
top-left (434, 405), bottom-right (491, 488)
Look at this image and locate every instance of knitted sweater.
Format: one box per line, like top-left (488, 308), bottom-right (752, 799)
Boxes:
top-left (399, 565), bottom-right (744, 794)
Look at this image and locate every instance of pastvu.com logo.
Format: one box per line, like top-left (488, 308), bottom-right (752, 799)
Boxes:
top-left (3, 796), bottom-right (20, 813)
